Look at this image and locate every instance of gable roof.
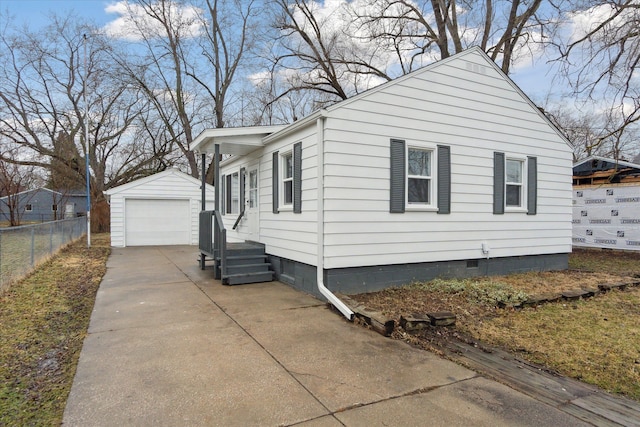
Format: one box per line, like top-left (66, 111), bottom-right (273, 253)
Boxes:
top-left (264, 46), bottom-right (570, 147)
top-left (193, 47), bottom-right (571, 154)
top-left (105, 168), bottom-right (212, 196)
top-left (0, 187), bottom-right (63, 202)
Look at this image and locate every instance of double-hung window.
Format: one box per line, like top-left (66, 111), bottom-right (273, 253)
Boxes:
top-left (407, 147), bottom-right (433, 206)
top-left (282, 152), bottom-right (293, 206)
top-left (493, 152), bottom-right (537, 215)
top-left (505, 158), bottom-right (524, 208)
top-left (390, 139), bottom-right (451, 214)
top-left (272, 142), bottom-right (302, 214)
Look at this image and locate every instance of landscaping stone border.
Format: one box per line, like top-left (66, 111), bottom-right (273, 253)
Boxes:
top-left (340, 279), bottom-right (640, 337)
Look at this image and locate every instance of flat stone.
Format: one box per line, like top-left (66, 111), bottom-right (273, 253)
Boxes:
top-left (598, 282), bottom-right (627, 292)
top-left (427, 312), bottom-right (456, 327)
top-left (561, 289), bottom-right (592, 300)
top-left (522, 294), bottom-right (561, 307)
top-left (356, 308), bottom-right (395, 336)
top-left (400, 314), bottom-right (431, 332)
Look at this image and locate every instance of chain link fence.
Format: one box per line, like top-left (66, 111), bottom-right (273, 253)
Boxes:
top-left (0, 217), bottom-right (87, 292)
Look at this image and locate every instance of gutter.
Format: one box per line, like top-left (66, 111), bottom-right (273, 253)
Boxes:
top-left (316, 111), bottom-right (354, 321)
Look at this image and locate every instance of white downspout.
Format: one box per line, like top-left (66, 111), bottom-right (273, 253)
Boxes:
top-left (317, 112), bottom-right (354, 321)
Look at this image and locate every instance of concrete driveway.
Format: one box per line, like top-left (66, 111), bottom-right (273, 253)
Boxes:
top-left (63, 245), bottom-right (588, 426)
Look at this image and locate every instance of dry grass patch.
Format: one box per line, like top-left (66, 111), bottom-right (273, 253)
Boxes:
top-left (351, 249), bottom-right (640, 401)
top-left (469, 289), bottom-right (640, 399)
top-left (0, 234), bottom-right (110, 426)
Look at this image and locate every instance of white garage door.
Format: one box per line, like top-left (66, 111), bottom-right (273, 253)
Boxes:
top-left (125, 199), bottom-right (191, 246)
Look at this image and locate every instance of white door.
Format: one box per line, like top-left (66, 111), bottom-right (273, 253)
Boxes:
top-left (246, 167), bottom-right (259, 240)
top-left (125, 199), bottom-right (191, 246)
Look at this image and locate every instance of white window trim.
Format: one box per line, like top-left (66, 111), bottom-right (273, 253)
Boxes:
top-left (25, 204), bottom-right (33, 212)
top-left (279, 150), bottom-right (293, 211)
top-left (405, 143), bottom-right (438, 211)
top-left (505, 155), bottom-right (527, 212)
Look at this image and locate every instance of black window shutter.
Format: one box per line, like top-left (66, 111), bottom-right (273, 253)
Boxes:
top-left (226, 174), bottom-right (232, 214)
top-left (293, 142), bottom-right (302, 213)
top-left (220, 174), bottom-right (225, 215)
top-left (240, 167), bottom-right (246, 213)
top-left (437, 145), bottom-right (451, 214)
top-left (390, 139), bottom-right (406, 213)
top-left (493, 152), bottom-right (505, 215)
top-left (527, 156), bottom-right (537, 215)
top-left (272, 152), bottom-right (279, 214)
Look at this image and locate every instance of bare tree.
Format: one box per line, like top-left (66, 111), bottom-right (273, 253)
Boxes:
top-left (268, 0), bottom-right (398, 105)
top-left (111, 0), bottom-right (258, 180)
top-left (555, 0), bottom-right (640, 152)
top-left (262, 0), bottom-right (564, 113)
top-left (351, 0), bottom-right (563, 75)
top-left (543, 102), bottom-right (639, 162)
top-left (0, 15), bottom-right (169, 228)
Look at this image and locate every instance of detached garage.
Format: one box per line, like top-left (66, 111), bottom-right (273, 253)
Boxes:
top-left (105, 169), bottom-right (215, 247)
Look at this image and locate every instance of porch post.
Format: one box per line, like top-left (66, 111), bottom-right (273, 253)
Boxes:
top-left (213, 143), bottom-right (221, 279)
top-left (214, 144), bottom-right (220, 211)
top-left (200, 153), bottom-right (206, 270)
top-left (201, 153), bottom-right (206, 211)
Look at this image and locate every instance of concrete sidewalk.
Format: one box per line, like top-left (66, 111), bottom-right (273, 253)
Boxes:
top-left (63, 246), bottom-right (589, 426)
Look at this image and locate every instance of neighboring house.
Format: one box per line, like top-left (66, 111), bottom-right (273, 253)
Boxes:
top-left (105, 169), bottom-right (215, 247)
top-left (572, 156), bottom-right (640, 251)
top-left (192, 47), bottom-right (573, 317)
top-left (0, 187), bottom-right (86, 224)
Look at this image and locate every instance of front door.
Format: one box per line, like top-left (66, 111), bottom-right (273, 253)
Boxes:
top-left (246, 167), bottom-right (259, 240)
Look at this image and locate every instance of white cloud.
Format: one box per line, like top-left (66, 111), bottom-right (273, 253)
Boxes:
top-left (103, 1), bottom-right (204, 42)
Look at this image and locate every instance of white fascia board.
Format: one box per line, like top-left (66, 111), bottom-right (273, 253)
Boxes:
top-left (192, 125), bottom-right (287, 154)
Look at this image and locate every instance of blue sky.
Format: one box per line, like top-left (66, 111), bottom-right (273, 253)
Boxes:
top-left (0, 0), bottom-right (112, 27)
top-left (0, 0), bottom-right (559, 104)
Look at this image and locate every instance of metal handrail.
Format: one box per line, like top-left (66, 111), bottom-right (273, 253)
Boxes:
top-left (199, 210), bottom-right (227, 279)
top-left (232, 208), bottom-right (245, 230)
top-left (213, 210), bottom-right (227, 279)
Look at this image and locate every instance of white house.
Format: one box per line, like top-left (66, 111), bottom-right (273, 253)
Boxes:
top-left (105, 169), bottom-right (215, 247)
top-left (192, 47), bottom-right (573, 318)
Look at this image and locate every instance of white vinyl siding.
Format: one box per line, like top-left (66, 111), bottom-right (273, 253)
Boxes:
top-left (218, 131), bottom-right (317, 265)
top-left (319, 49), bottom-right (572, 269)
top-left (214, 48), bottom-right (571, 272)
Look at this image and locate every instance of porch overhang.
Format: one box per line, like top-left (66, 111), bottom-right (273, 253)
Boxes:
top-left (192, 125), bottom-right (286, 156)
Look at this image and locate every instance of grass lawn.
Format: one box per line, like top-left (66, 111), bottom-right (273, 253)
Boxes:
top-left (0, 234), bottom-right (110, 426)
top-left (352, 248), bottom-right (640, 401)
